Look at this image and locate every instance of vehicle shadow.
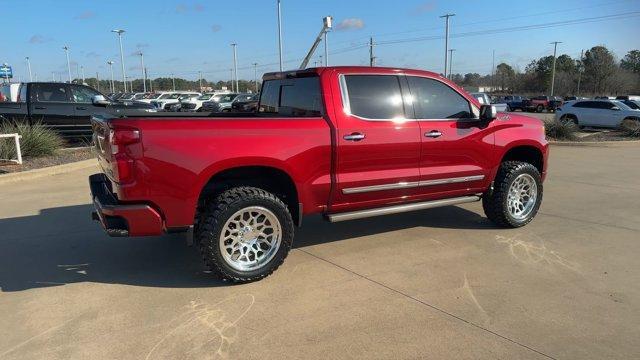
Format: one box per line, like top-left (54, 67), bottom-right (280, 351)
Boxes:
top-left (0, 203), bottom-right (494, 292)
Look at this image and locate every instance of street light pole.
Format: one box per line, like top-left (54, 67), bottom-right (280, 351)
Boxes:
top-left (199, 71), bottom-right (203, 92)
top-left (550, 41), bottom-right (562, 97)
top-left (107, 61), bottom-right (115, 92)
top-left (277, 0), bottom-right (283, 72)
top-left (448, 49), bottom-right (456, 79)
top-left (139, 52), bottom-right (146, 92)
top-left (576, 49), bottom-right (584, 97)
top-left (231, 43), bottom-right (239, 92)
top-left (440, 13), bottom-right (455, 77)
top-left (81, 65), bottom-right (85, 84)
top-left (369, 37), bottom-right (376, 67)
top-left (253, 63), bottom-right (259, 92)
top-left (324, 25), bottom-right (330, 66)
top-left (229, 68), bottom-right (234, 92)
top-left (25, 57), bottom-right (33, 82)
top-left (112, 29), bottom-right (127, 92)
top-left (171, 73), bottom-right (176, 91)
top-left (63, 46), bottom-right (72, 83)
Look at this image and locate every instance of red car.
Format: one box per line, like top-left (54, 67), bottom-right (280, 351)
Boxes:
top-left (90, 66), bottom-right (549, 282)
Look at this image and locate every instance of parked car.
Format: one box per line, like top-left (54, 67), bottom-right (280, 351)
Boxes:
top-left (621, 100), bottom-right (640, 110)
top-left (165, 93), bottom-right (201, 111)
top-left (615, 95), bottom-right (640, 101)
top-left (89, 66), bottom-right (548, 283)
top-left (151, 92), bottom-right (200, 110)
top-left (524, 96), bottom-right (563, 112)
top-left (200, 93), bottom-right (239, 112)
top-left (231, 93), bottom-right (259, 112)
top-left (179, 93), bottom-right (218, 112)
top-left (0, 83), bottom-right (22, 102)
top-left (0, 82), bottom-right (156, 137)
top-left (469, 92), bottom-right (508, 112)
top-left (555, 99), bottom-right (640, 128)
top-left (499, 95), bottom-right (527, 111)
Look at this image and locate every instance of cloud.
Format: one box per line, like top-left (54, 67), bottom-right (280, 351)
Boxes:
top-left (29, 34), bottom-right (51, 44)
top-left (414, 1), bottom-right (437, 14)
top-left (175, 4), bottom-right (187, 13)
top-left (194, 3), bottom-right (205, 12)
top-left (335, 18), bottom-right (365, 31)
top-left (176, 3), bottom-right (205, 13)
top-left (74, 10), bottom-right (95, 20)
top-left (211, 24), bottom-right (222, 32)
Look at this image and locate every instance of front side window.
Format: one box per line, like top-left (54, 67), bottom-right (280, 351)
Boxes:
top-left (342, 75), bottom-right (405, 119)
top-left (408, 76), bottom-right (473, 119)
top-left (259, 76), bottom-right (322, 117)
top-left (35, 84), bottom-right (69, 102)
top-left (71, 85), bottom-right (100, 103)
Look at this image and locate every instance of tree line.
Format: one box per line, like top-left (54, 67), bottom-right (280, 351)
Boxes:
top-left (451, 46), bottom-right (640, 96)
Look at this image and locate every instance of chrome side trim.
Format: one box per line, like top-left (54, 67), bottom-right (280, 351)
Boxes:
top-left (342, 175), bottom-right (485, 194)
top-left (342, 181), bottom-right (420, 194)
top-left (327, 195), bottom-right (481, 222)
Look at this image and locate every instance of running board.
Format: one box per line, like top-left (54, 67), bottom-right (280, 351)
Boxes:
top-left (326, 195), bottom-right (481, 223)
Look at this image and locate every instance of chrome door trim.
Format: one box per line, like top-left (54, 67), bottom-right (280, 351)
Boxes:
top-left (327, 195), bottom-right (481, 222)
top-left (342, 175), bottom-right (485, 194)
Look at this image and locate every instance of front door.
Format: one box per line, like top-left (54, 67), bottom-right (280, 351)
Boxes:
top-left (406, 75), bottom-right (494, 197)
top-left (330, 72), bottom-right (422, 213)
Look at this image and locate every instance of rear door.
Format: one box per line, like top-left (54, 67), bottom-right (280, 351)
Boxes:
top-left (28, 83), bottom-right (76, 134)
top-left (330, 72), bottom-right (422, 213)
top-left (406, 75), bottom-right (493, 196)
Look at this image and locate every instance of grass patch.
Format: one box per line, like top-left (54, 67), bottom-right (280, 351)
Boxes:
top-left (545, 120), bottom-right (578, 141)
top-left (0, 121), bottom-right (63, 159)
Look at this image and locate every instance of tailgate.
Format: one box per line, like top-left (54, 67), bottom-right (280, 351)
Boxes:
top-left (91, 116), bottom-right (116, 180)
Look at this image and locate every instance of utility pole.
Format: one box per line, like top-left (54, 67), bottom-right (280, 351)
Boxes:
top-left (277, 0), bottom-right (284, 71)
top-left (549, 41), bottom-right (562, 97)
top-left (253, 63), bottom-right (259, 92)
top-left (231, 43), bottom-right (239, 92)
top-left (491, 49), bottom-right (496, 90)
top-left (81, 65), bottom-right (85, 84)
top-left (171, 73), bottom-right (176, 91)
top-left (96, 72), bottom-right (100, 91)
top-left (107, 61), bottom-right (115, 92)
top-left (52, 72), bottom-right (56, 82)
top-left (138, 52), bottom-right (146, 92)
top-left (25, 57), bottom-right (33, 82)
top-left (576, 49), bottom-right (584, 97)
top-left (448, 49), bottom-right (456, 79)
top-left (63, 46), bottom-right (72, 83)
top-left (112, 29), bottom-right (127, 92)
top-left (369, 37), bottom-right (376, 67)
top-left (147, 68), bottom-right (153, 92)
top-left (199, 71), bottom-right (203, 92)
top-left (440, 13), bottom-right (455, 77)
top-left (229, 68), bottom-right (234, 92)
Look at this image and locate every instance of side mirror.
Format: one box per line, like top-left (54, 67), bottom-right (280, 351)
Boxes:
top-left (92, 95), bottom-right (111, 107)
top-left (479, 104), bottom-right (497, 122)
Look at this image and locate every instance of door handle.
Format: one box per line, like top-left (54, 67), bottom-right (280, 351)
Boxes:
top-left (34, 106), bottom-right (46, 110)
top-left (343, 132), bottom-right (365, 141)
top-left (425, 130), bottom-right (442, 138)
top-left (76, 106), bottom-right (87, 110)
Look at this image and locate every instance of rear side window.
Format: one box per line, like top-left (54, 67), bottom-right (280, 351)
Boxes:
top-left (34, 84), bottom-right (69, 102)
top-left (259, 76), bottom-right (322, 117)
top-left (342, 75), bottom-right (405, 119)
top-left (408, 76), bottom-right (473, 119)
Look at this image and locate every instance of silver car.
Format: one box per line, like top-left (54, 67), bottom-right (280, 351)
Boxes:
top-left (555, 99), bottom-right (640, 128)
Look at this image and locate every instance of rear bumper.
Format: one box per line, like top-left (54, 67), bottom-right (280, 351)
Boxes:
top-left (89, 173), bottom-right (164, 237)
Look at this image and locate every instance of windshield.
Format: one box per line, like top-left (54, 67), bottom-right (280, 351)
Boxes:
top-left (168, 93), bottom-right (182, 99)
top-left (218, 94), bottom-right (238, 102)
top-left (146, 93), bottom-right (161, 99)
top-left (197, 94), bottom-right (214, 100)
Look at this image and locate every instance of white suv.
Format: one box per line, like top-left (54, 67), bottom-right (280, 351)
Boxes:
top-left (556, 100), bottom-right (640, 128)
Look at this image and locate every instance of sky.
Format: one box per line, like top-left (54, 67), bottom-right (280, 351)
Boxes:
top-left (2, 0), bottom-right (640, 83)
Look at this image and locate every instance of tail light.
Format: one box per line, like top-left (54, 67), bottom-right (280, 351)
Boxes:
top-left (109, 126), bottom-right (140, 184)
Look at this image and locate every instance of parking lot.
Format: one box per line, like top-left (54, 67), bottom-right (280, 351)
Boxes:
top-left (1, 143), bottom-right (639, 359)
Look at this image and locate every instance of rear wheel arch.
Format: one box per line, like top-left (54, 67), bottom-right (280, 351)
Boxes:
top-left (197, 165), bottom-right (301, 228)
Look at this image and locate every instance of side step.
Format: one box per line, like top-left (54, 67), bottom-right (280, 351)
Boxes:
top-left (326, 195), bottom-right (481, 223)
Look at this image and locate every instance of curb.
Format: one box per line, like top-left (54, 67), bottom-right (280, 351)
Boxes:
top-left (0, 159), bottom-right (98, 186)
top-left (549, 140), bottom-right (640, 147)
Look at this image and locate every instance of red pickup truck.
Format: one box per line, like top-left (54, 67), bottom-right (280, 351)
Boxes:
top-left (90, 66), bottom-right (548, 282)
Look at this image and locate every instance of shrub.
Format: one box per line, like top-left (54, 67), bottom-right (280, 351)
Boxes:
top-left (620, 118), bottom-right (640, 138)
top-left (545, 120), bottom-right (578, 141)
top-left (0, 121), bottom-right (63, 159)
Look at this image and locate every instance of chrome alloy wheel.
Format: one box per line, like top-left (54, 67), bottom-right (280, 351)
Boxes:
top-left (219, 206), bottom-right (282, 271)
top-left (507, 174), bottom-right (538, 220)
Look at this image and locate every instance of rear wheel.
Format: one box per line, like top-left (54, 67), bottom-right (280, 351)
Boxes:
top-left (197, 187), bottom-right (294, 282)
top-left (536, 105), bottom-right (544, 113)
top-left (483, 161), bottom-right (543, 228)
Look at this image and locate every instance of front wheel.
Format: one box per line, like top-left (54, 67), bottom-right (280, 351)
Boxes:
top-left (197, 187), bottom-right (294, 282)
top-left (483, 161), bottom-right (543, 228)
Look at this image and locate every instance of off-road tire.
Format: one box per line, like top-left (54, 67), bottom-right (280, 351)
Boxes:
top-left (482, 161), bottom-right (543, 228)
top-left (197, 187), bottom-right (294, 282)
